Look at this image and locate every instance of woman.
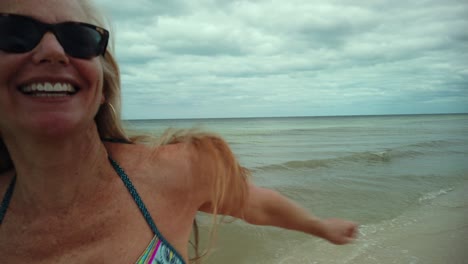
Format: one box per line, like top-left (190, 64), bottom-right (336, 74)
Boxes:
top-left (0, 0), bottom-right (358, 263)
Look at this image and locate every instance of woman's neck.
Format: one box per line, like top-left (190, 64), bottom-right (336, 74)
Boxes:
top-left (2, 125), bottom-right (114, 216)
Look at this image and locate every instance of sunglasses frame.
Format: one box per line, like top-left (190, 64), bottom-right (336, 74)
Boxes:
top-left (0, 13), bottom-right (109, 59)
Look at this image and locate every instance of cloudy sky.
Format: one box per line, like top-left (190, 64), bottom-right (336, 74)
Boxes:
top-left (94, 0), bottom-right (468, 120)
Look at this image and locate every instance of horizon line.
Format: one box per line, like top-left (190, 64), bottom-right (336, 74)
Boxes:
top-left (123, 112), bottom-right (468, 121)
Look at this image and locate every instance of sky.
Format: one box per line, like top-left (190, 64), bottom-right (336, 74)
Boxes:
top-left (94, 0), bottom-right (468, 120)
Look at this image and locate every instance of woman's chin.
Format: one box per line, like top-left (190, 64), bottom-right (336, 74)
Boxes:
top-left (18, 113), bottom-right (94, 140)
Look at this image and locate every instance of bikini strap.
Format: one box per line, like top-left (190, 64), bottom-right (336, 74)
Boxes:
top-left (102, 138), bottom-right (133, 144)
top-left (0, 175), bottom-right (16, 224)
top-left (108, 157), bottom-right (161, 237)
top-left (108, 156), bottom-right (186, 263)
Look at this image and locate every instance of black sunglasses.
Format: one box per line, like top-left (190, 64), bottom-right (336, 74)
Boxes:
top-left (0, 13), bottom-right (109, 59)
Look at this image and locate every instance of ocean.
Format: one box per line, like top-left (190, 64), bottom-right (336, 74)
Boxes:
top-left (125, 114), bottom-right (468, 264)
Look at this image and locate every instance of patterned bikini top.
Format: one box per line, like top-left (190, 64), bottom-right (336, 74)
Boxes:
top-left (0, 157), bottom-right (185, 264)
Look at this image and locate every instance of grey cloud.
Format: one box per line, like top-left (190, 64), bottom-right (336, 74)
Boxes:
top-left (96, 0), bottom-right (468, 119)
top-left (96, 0), bottom-right (190, 19)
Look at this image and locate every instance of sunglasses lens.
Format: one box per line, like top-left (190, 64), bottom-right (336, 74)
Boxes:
top-left (0, 14), bottom-right (107, 59)
top-left (56, 23), bottom-right (105, 59)
top-left (0, 15), bottom-right (43, 53)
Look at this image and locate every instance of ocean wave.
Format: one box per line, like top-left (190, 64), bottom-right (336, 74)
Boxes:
top-left (418, 188), bottom-right (454, 203)
top-left (406, 140), bottom-right (461, 149)
top-left (253, 149), bottom-right (424, 172)
top-left (222, 127), bottom-right (372, 138)
top-left (255, 159), bottom-right (331, 171)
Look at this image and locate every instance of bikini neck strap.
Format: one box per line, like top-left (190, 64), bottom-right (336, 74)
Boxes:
top-left (0, 175), bottom-right (16, 224)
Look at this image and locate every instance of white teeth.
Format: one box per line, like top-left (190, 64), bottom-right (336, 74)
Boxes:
top-left (53, 83), bottom-right (64, 91)
top-left (44, 83), bottom-right (53, 91)
top-left (32, 93), bottom-right (69, 97)
top-left (20, 82), bottom-right (76, 94)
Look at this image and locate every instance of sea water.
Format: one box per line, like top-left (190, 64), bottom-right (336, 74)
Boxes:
top-left (125, 114), bottom-right (468, 264)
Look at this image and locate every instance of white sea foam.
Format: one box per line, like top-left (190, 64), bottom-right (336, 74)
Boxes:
top-left (418, 188), bottom-right (453, 203)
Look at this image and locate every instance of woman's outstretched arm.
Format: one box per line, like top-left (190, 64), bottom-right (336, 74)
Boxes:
top-left (226, 184), bottom-right (358, 245)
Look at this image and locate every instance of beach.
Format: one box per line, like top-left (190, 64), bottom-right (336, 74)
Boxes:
top-left (126, 114), bottom-right (468, 263)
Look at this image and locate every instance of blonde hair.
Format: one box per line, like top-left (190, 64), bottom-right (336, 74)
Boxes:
top-left (156, 129), bottom-right (250, 263)
top-left (0, 1), bottom-right (250, 262)
top-left (79, 0), bottom-right (130, 142)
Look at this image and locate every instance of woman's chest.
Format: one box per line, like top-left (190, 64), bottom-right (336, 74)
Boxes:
top-left (0, 190), bottom-right (194, 264)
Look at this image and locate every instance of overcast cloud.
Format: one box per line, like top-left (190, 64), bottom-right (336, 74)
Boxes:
top-left (94, 0), bottom-right (468, 119)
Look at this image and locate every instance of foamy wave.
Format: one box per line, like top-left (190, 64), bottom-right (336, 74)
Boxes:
top-left (418, 188), bottom-right (454, 203)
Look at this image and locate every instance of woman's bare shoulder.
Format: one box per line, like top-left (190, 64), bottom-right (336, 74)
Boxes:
top-left (104, 141), bottom-right (195, 189)
top-left (104, 140), bottom-right (186, 160)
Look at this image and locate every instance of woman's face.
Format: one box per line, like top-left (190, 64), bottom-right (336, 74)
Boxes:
top-left (0, 0), bottom-right (105, 139)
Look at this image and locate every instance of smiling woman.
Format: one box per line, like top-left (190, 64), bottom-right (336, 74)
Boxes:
top-left (0, 0), bottom-right (357, 263)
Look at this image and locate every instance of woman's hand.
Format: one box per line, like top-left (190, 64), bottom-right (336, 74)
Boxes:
top-left (320, 218), bottom-right (358, 245)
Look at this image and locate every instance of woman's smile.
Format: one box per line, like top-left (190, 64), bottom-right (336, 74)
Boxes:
top-left (19, 82), bottom-right (77, 97)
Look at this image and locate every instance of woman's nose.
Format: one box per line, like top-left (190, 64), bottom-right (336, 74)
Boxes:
top-left (31, 32), bottom-right (70, 65)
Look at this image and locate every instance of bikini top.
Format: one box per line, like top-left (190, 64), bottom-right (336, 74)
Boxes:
top-left (0, 157), bottom-right (186, 264)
